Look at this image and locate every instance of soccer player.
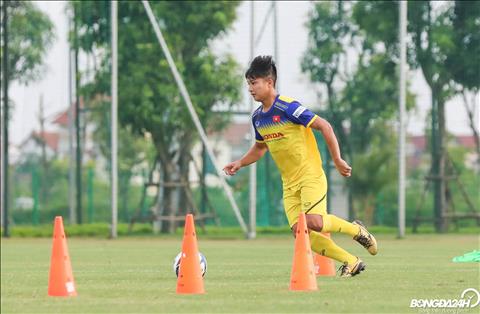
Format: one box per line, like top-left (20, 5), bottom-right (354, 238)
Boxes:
top-left (223, 56), bottom-right (378, 277)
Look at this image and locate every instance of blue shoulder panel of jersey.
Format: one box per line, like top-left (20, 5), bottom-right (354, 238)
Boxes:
top-left (283, 100), bottom-right (316, 127)
top-left (273, 103), bottom-right (287, 112)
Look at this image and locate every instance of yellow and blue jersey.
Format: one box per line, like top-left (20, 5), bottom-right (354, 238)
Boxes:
top-left (252, 95), bottom-right (324, 188)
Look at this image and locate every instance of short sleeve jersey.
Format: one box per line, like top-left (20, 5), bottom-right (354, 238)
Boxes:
top-left (252, 95), bottom-right (324, 187)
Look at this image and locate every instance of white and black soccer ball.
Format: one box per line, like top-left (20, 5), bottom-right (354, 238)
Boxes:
top-left (173, 252), bottom-right (207, 277)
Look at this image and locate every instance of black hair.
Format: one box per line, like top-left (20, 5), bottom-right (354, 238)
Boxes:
top-left (245, 55), bottom-right (277, 86)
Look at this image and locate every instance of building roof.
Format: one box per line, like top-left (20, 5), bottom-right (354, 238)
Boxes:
top-left (456, 135), bottom-right (477, 149)
top-left (51, 97), bottom-right (88, 127)
top-left (409, 135), bottom-right (427, 151)
top-left (408, 134), bottom-right (477, 151)
top-left (31, 131), bottom-right (60, 151)
top-left (218, 122), bottom-right (250, 146)
top-left (52, 110), bottom-right (69, 126)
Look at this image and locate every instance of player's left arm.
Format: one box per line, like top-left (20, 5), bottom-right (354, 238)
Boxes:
top-left (310, 116), bottom-right (352, 177)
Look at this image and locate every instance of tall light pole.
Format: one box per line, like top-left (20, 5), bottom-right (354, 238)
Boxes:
top-left (74, 4), bottom-right (82, 224)
top-left (110, 0), bottom-right (118, 238)
top-left (67, 10), bottom-right (76, 224)
top-left (398, 0), bottom-right (407, 238)
top-left (1, 0), bottom-right (10, 237)
top-left (248, 0), bottom-right (257, 239)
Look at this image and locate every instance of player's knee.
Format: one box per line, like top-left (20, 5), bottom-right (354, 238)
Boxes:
top-left (306, 214), bottom-right (323, 232)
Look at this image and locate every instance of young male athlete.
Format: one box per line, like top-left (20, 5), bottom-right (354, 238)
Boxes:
top-left (223, 55), bottom-right (378, 277)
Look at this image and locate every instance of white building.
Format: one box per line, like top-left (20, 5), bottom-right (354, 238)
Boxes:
top-left (189, 122), bottom-right (251, 187)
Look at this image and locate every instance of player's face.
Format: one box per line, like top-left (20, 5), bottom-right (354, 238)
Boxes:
top-left (247, 77), bottom-right (274, 102)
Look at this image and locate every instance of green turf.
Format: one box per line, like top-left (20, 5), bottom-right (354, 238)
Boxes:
top-left (1, 234), bottom-right (479, 313)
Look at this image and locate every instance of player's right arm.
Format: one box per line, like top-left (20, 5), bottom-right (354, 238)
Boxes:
top-left (223, 142), bottom-right (268, 176)
top-left (310, 116), bottom-right (352, 177)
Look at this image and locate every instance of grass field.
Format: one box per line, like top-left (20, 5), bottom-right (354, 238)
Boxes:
top-left (1, 234), bottom-right (479, 313)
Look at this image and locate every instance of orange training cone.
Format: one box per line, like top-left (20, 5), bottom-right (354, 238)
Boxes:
top-left (176, 214), bottom-right (205, 294)
top-left (48, 216), bottom-right (77, 296)
top-left (289, 212), bottom-right (318, 291)
top-left (313, 233), bottom-right (336, 276)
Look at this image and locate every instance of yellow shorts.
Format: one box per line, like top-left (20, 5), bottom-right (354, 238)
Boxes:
top-left (284, 174), bottom-right (328, 227)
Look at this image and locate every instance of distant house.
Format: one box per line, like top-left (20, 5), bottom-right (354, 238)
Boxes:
top-left (407, 134), bottom-right (479, 172)
top-left (50, 100), bottom-right (96, 161)
top-left (50, 103), bottom-right (109, 180)
top-left (214, 122), bottom-right (252, 161)
top-left (454, 135), bottom-right (479, 171)
top-left (17, 131), bottom-right (60, 164)
top-left (455, 135), bottom-right (477, 149)
top-left (190, 126), bottom-right (480, 186)
top-left (15, 100), bottom-right (109, 179)
top-left (189, 121), bottom-right (252, 187)
top-left (407, 135), bottom-right (428, 171)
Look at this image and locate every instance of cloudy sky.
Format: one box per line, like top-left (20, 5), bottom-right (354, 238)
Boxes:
top-left (9, 1), bottom-right (478, 146)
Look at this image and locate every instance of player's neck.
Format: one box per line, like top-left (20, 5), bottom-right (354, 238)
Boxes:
top-left (261, 91), bottom-right (278, 112)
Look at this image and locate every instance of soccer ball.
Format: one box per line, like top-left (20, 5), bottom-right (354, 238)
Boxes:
top-left (173, 252), bottom-right (207, 277)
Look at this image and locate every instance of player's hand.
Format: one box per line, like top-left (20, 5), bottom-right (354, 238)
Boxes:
top-left (334, 159), bottom-right (352, 177)
top-left (223, 160), bottom-right (242, 176)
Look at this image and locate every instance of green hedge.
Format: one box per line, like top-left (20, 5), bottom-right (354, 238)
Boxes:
top-left (1, 223), bottom-right (478, 238)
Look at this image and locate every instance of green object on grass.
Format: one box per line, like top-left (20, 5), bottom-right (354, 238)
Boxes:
top-left (452, 250), bottom-right (480, 262)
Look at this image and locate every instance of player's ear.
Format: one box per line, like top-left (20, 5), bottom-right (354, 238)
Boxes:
top-left (267, 77), bottom-right (274, 88)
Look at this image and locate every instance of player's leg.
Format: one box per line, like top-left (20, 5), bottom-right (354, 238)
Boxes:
top-left (309, 215), bottom-right (378, 256)
top-left (302, 175), bottom-right (378, 255)
top-left (307, 214), bottom-right (359, 237)
top-left (309, 230), bottom-right (356, 263)
top-left (298, 176), bottom-right (364, 276)
top-left (290, 224), bottom-right (364, 277)
top-left (301, 175), bottom-right (359, 236)
top-left (309, 231), bottom-right (365, 277)
top-left (284, 184), bottom-right (302, 237)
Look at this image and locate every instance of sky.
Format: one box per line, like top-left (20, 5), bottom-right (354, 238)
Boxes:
top-left (9, 1), bottom-right (479, 146)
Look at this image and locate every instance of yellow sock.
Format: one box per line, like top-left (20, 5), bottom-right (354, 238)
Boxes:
top-left (321, 214), bottom-right (360, 237)
top-left (310, 231), bottom-right (357, 265)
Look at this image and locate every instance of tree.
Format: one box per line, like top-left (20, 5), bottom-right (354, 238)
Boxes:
top-left (2, 1), bottom-right (55, 84)
top-left (342, 53), bottom-right (411, 224)
top-left (302, 1), bottom-right (357, 219)
top-left (1, 1), bottom-right (54, 234)
top-left (302, 1), bottom-right (413, 222)
top-left (350, 125), bottom-right (397, 225)
top-left (445, 1), bottom-right (480, 167)
top-left (302, 1), bottom-right (353, 156)
top-left (353, 0), bottom-right (476, 232)
top-left (70, 1), bottom-right (242, 232)
top-left (82, 93), bottom-right (156, 222)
